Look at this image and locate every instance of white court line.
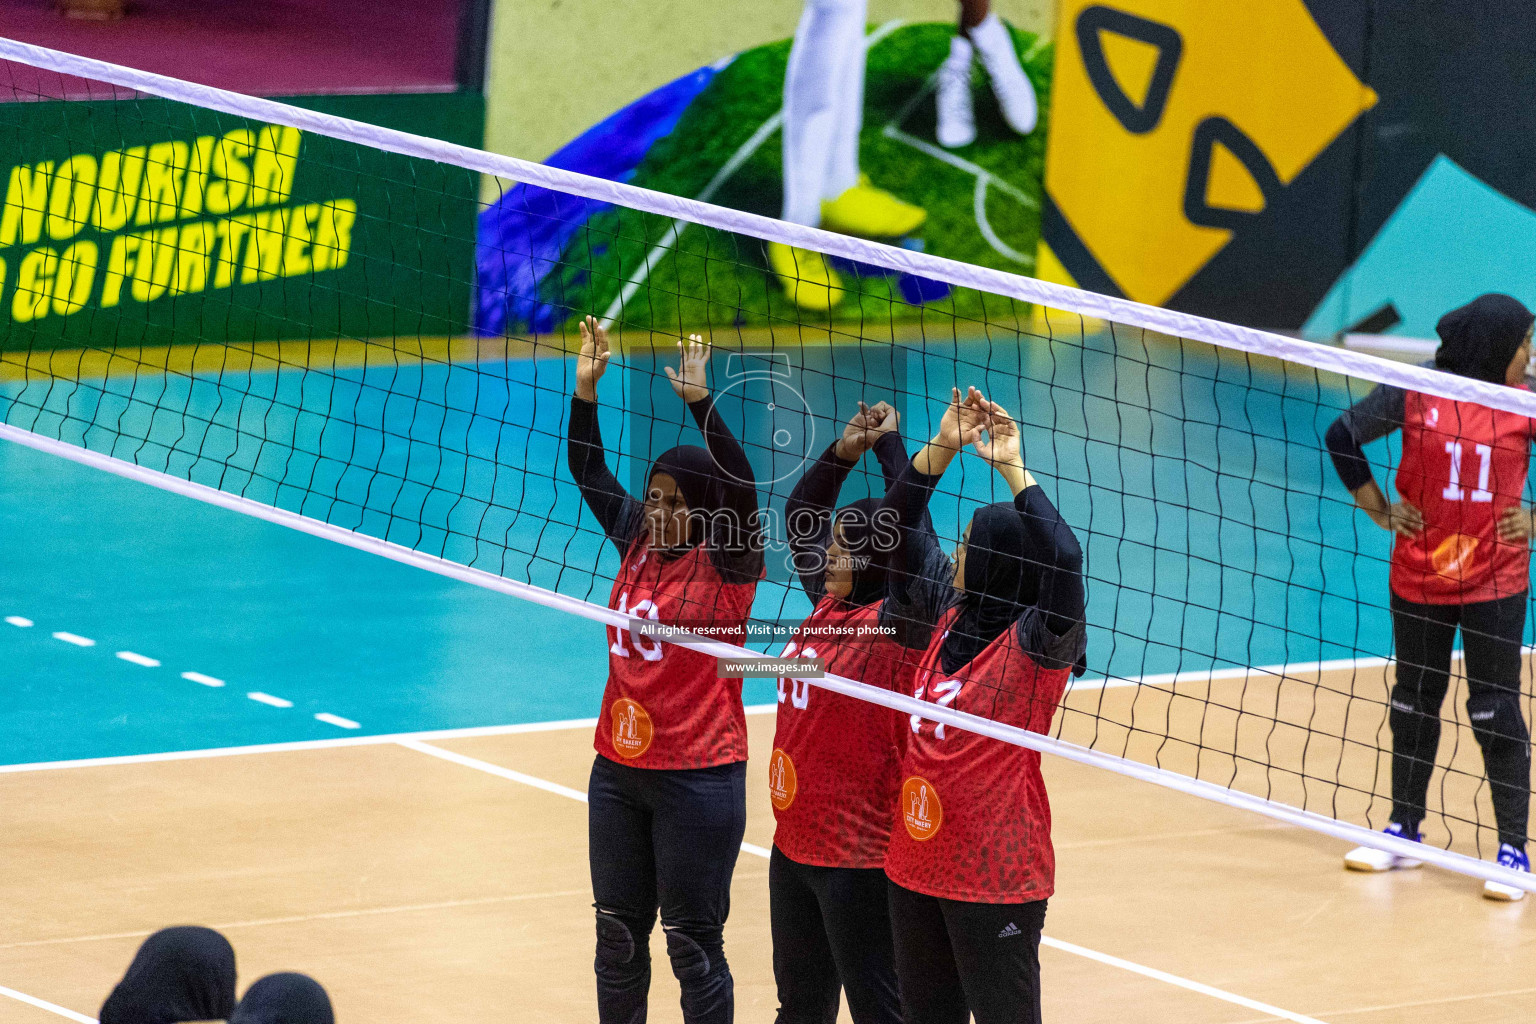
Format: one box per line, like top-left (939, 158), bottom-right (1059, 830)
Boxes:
top-left (1041, 936), bottom-right (1329, 1024)
top-left (0, 983), bottom-right (95, 1023)
top-left (181, 671), bottom-right (225, 687)
top-left (50, 632), bottom-right (94, 647)
top-left (398, 739), bottom-right (590, 802)
top-left (0, 705), bottom-right (779, 776)
top-left (114, 651), bottom-right (160, 668)
top-left (246, 692), bottom-right (293, 709)
top-left (315, 713), bottom-right (360, 730)
top-left (398, 738), bottom-right (1328, 1022)
top-left (1072, 645), bottom-right (1525, 693)
top-left (1071, 655), bottom-right (1392, 692)
top-left (5, 616), bottom-right (33, 628)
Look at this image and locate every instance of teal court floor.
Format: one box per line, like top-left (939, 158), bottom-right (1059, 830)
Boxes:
top-left (0, 329), bottom-right (1482, 765)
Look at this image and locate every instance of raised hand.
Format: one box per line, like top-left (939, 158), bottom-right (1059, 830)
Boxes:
top-left (936, 387), bottom-right (988, 453)
top-left (868, 400), bottom-right (900, 441)
top-left (575, 315), bottom-right (611, 402)
top-left (664, 333), bottom-right (711, 404)
top-left (915, 388), bottom-right (987, 477)
top-left (973, 399), bottom-right (1022, 469)
top-left (836, 400), bottom-right (900, 460)
top-left (972, 398), bottom-right (1031, 494)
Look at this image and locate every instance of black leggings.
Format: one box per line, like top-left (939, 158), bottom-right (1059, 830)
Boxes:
top-left (769, 847), bottom-right (901, 1024)
top-left (887, 879), bottom-right (1047, 1024)
top-left (1390, 592), bottom-right (1531, 849)
top-left (588, 755), bottom-right (747, 1024)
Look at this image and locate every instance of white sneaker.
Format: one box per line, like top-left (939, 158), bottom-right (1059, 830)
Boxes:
top-left (936, 37), bottom-right (976, 149)
top-left (970, 13), bottom-right (1037, 136)
top-left (1344, 822), bottom-right (1423, 872)
top-left (1482, 843), bottom-right (1530, 902)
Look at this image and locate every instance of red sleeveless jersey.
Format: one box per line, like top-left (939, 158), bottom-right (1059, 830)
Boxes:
top-left (1392, 390), bottom-right (1535, 604)
top-left (883, 608), bottom-right (1071, 903)
top-left (594, 538), bottom-right (758, 769)
top-left (769, 596), bottom-right (921, 868)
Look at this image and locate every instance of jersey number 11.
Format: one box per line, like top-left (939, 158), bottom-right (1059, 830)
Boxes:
top-left (1443, 441), bottom-right (1494, 503)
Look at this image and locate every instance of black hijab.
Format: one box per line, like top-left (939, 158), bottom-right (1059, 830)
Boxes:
top-left (648, 444), bottom-right (726, 553)
top-left (940, 502), bottom-right (1029, 674)
top-left (1434, 294), bottom-right (1534, 385)
top-left (832, 497), bottom-right (890, 607)
top-left (99, 926), bottom-right (237, 1024)
top-left (230, 973), bottom-right (333, 1024)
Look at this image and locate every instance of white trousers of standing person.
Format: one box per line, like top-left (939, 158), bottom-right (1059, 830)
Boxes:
top-left (781, 0), bottom-right (867, 227)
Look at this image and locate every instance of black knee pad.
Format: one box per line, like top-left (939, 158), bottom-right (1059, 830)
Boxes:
top-left (663, 926), bottom-right (715, 983)
top-left (1467, 691), bottom-right (1530, 747)
top-left (1389, 688), bottom-right (1432, 737)
top-left (596, 909), bottom-right (648, 970)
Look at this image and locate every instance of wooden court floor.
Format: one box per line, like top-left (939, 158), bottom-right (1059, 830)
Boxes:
top-left (0, 696), bottom-right (1532, 1023)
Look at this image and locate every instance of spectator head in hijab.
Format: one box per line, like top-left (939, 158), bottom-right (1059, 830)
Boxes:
top-left (99, 926), bottom-right (236, 1024)
top-left (1435, 293), bottom-right (1535, 387)
top-left (230, 973), bottom-right (333, 1024)
top-left (823, 497), bottom-right (892, 606)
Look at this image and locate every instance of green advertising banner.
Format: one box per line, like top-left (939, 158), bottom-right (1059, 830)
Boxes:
top-left (0, 91), bottom-right (483, 351)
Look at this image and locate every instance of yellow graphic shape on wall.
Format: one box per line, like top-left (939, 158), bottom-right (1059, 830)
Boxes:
top-left (1206, 141), bottom-right (1267, 215)
top-left (1097, 30), bottom-right (1162, 111)
top-left (1044, 0), bottom-right (1377, 306)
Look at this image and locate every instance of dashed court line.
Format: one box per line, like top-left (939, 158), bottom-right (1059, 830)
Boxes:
top-left (7, 611), bottom-right (359, 730)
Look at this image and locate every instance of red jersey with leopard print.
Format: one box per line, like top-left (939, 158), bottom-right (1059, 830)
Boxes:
top-left (883, 607), bottom-right (1072, 903)
top-left (594, 536), bottom-right (758, 769)
top-left (1391, 390), bottom-right (1535, 604)
top-left (769, 595), bottom-right (921, 868)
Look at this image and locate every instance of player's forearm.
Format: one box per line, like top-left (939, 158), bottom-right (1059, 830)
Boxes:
top-left (870, 430), bottom-right (909, 489)
top-left (688, 394), bottom-right (756, 489)
top-left (913, 434), bottom-right (962, 477)
top-left (1351, 479), bottom-right (1388, 515)
top-left (996, 463), bottom-right (1033, 496)
top-left (791, 441), bottom-right (857, 518)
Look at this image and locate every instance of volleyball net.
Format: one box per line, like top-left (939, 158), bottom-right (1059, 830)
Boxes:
top-left (0, 37), bottom-right (1531, 893)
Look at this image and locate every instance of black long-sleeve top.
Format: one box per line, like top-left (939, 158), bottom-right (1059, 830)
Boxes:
top-left (567, 393), bottom-right (764, 584)
top-left (1324, 380), bottom-right (1411, 494)
top-left (880, 458), bottom-right (1087, 671)
top-left (784, 431), bottom-right (909, 601)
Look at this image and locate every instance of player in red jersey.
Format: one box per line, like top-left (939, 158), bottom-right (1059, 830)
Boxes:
top-left (878, 387), bottom-right (1087, 1024)
top-left (770, 399), bottom-right (949, 1024)
top-left (1326, 294), bottom-right (1534, 900)
top-left (567, 316), bottom-right (765, 1023)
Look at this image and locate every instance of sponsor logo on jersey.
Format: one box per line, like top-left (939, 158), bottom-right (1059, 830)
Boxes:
top-left (611, 698), bottom-right (654, 758)
top-left (1430, 532), bottom-right (1478, 577)
top-left (901, 775), bottom-right (942, 841)
top-left (768, 747), bottom-right (798, 810)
